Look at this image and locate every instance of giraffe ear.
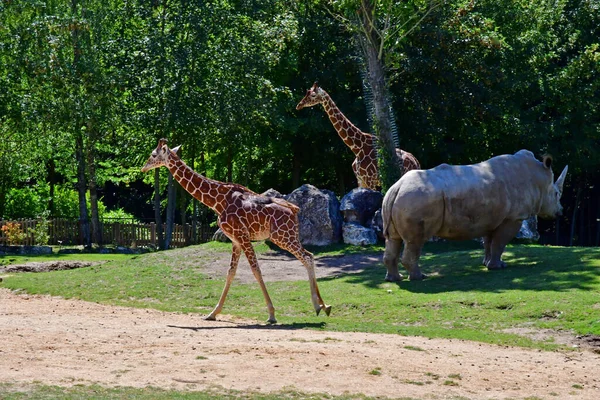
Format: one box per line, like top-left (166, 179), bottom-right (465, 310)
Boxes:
top-left (171, 145), bottom-right (181, 154)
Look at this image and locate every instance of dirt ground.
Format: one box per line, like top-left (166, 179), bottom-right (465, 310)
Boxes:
top-left (1, 252), bottom-right (600, 399)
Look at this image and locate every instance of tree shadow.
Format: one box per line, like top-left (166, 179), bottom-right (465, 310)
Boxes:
top-left (326, 243), bottom-right (600, 294)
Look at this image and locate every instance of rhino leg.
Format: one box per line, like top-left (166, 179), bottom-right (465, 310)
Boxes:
top-left (487, 220), bottom-right (522, 270)
top-left (482, 234), bottom-right (492, 266)
top-left (383, 238), bottom-right (404, 282)
top-left (401, 241), bottom-right (427, 280)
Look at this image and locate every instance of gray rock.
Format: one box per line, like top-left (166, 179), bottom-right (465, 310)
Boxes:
top-left (342, 222), bottom-right (378, 246)
top-left (0, 245), bottom-right (52, 255)
top-left (516, 216), bottom-right (540, 242)
top-left (212, 228), bottom-right (231, 243)
top-left (370, 209), bottom-right (384, 241)
top-left (262, 188), bottom-right (284, 198)
top-left (340, 188), bottom-right (383, 226)
top-left (285, 184), bottom-right (342, 246)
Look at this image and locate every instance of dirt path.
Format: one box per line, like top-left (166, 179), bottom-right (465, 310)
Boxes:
top-left (1, 287), bottom-right (599, 399)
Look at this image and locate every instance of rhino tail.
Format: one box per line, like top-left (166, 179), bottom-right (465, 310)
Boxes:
top-left (382, 184), bottom-right (402, 239)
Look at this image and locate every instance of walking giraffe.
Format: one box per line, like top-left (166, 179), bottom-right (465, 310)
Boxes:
top-left (296, 82), bottom-right (420, 190)
top-left (141, 139), bottom-right (331, 323)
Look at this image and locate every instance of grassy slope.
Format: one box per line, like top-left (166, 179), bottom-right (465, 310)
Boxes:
top-left (0, 383), bottom-right (402, 400)
top-left (2, 241), bottom-right (599, 350)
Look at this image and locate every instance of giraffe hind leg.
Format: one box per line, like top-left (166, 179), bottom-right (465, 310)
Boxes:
top-left (273, 236), bottom-right (331, 317)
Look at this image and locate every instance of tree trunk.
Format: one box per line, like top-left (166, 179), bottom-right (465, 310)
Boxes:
top-left (596, 195), bottom-right (600, 246)
top-left (226, 145), bottom-right (233, 183)
top-left (71, 0), bottom-right (90, 247)
top-left (569, 183), bottom-right (582, 246)
top-left (192, 198), bottom-right (198, 244)
top-left (359, 1), bottom-right (402, 191)
top-left (164, 174), bottom-right (176, 249)
top-left (47, 158), bottom-right (56, 216)
top-left (154, 168), bottom-right (164, 249)
top-left (336, 162), bottom-right (346, 195)
top-left (292, 149), bottom-right (301, 189)
top-left (75, 130), bottom-right (90, 248)
top-left (86, 123), bottom-right (102, 246)
top-left (0, 187), bottom-right (6, 218)
top-left (180, 185), bottom-right (189, 246)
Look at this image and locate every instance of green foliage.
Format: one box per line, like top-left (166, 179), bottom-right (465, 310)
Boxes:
top-left (3, 242), bottom-right (599, 350)
top-left (0, 222), bottom-right (26, 245)
top-left (32, 211), bottom-right (51, 246)
top-left (0, 0), bottom-right (598, 242)
top-left (50, 185), bottom-right (106, 219)
top-left (100, 208), bottom-right (139, 222)
top-left (3, 187), bottom-right (46, 219)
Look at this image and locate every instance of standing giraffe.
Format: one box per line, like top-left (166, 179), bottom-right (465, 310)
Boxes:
top-left (141, 139), bottom-right (331, 323)
top-left (296, 82), bottom-right (420, 190)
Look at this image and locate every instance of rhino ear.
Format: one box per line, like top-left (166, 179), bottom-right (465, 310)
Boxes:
top-left (543, 154), bottom-right (553, 169)
top-left (555, 165), bottom-right (568, 194)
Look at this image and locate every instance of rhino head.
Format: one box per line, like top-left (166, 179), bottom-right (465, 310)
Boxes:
top-left (538, 155), bottom-right (568, 219)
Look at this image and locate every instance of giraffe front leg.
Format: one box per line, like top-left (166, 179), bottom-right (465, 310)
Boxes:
top-left (239, 236), bottom-right (277, 324)
top-left (205, 242), bottom-right (241, 321)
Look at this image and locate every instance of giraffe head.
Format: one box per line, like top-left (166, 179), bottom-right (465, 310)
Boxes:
top-left (296, 82), bottom-right (327, 110)
top-left (141, 138), bottom-right (181, 172)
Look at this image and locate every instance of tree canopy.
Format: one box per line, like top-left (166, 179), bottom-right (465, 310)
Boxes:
top-left (1, 0), bottom-right (598, 245)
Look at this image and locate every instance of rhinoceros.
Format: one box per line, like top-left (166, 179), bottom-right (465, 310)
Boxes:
top-left (382, 150), bottom-right (568, 282)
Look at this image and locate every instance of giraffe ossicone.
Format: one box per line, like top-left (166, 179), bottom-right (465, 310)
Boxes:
top-left (296, 82), bottom-right (420, 190)
top-left (142, 138), bottom-right (331, 323)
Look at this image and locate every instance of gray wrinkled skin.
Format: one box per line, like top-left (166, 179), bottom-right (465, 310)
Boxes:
top-left (382, 150), bottom-right (568, 282)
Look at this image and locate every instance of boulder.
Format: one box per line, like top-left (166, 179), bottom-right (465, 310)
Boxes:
top-left (342, 222), bottom-right (378, 246)
top-left (212, 228), bottom-right (231, 243)
top-left (515, 216), bottom-right (540, 242)
top-left (370, 209), bottom-right (384, 241)
top-left (339, 188), bottom-right (383, 226)
top-left (285, 184), bottom-right (342, 246)
top-left (0, 245), bottom-right (52, 255)
top-left (262, 188), bottom-right (284, 198)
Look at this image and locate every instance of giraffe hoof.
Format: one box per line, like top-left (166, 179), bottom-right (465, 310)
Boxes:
top-left (204, 314), bottom-right (217, 321)
top-left (266, 317), bottom-right (277, 324)
top-left (316, 305), bottom-right (332, 317)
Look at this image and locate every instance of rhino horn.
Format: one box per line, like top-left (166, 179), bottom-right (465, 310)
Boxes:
top-left (556, 165), bottom-right (568, 194)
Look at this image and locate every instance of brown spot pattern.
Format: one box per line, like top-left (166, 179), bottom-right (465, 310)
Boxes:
top-left (141, 139), bottom-right (330, 323)
top-left (296, 83), bottom-right (421, 189)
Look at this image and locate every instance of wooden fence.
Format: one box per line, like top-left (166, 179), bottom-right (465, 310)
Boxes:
top-left (0, 219), bottom-right (216, 248)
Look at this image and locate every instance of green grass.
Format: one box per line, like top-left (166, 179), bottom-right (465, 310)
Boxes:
top-left (2, 241), bottom-right (600, 351)
top-left (0, 251), bottom-right (132, 267)
top-left (0, 383), bottom-right (418, 400)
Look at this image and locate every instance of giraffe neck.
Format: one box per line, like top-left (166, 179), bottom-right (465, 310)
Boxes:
top-left (166, 156), bottom-right (225, 214)
top-left (320, 92), bottom-right (373, 155)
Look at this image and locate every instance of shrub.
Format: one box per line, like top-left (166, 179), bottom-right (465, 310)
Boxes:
top-left (32, 211), bottom-right (50, 245)
top-left (3, 187), bottom-right (45, 219)
top-left (101, 208), bottom-right (139, 223)
top-left (1, 222), bottom-right (26, 245)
